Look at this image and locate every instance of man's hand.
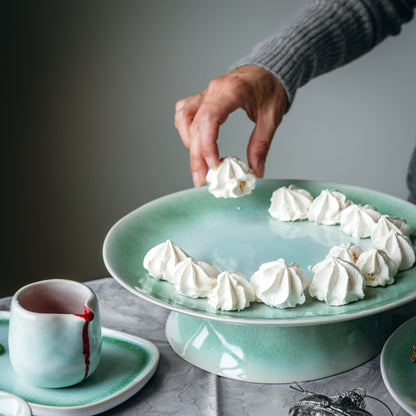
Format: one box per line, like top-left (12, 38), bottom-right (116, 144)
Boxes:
top-left (175, 65), bottom-right (288, 186)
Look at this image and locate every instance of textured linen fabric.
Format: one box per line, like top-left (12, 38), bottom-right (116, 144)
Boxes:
top-left (233, 0), bottom-right (416, 203)
top-left (1, 277), bottom-right (415, 415)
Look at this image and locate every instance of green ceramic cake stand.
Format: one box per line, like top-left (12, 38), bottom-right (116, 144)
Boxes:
top-left (103, 179), bottom-right (416, 383)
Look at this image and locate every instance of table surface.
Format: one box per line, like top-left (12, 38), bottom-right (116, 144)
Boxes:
top-left (1, 277), bottom-right (414, 416)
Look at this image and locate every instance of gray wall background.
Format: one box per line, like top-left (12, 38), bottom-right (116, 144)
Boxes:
top-left (3, 1), bottom-right (415, 297)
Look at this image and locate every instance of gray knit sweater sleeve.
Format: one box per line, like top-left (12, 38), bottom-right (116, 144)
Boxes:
top-left (233, 0), bottom-right (415, 107)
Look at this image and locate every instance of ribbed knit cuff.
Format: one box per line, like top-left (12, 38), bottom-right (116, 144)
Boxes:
top-left (231, 0), bottom-right (415, 110)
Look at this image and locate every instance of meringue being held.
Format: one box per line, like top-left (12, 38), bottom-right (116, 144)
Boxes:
top-left (206, 157), bottom-right (256, 198)
top-left (371, 230), bottom-right (415, 271)
top-left (268, 185), bottom-right (313, 221)
top-left (309, 257), bottom-right (365, 306)
top-left (250, 259), bottom-right (310, 308)
top-left (371, 215), bottom-right (414, 240)
top-left (356, 248), bottom-right (398, 287)
top-left (308, 189), bottom-right (352, 225)
top-left (340, 204), bottom-right (381, 238)
top-left (143, 240), bottom-right (189, 282)
top-left (173, 258), bottom-right (219, 298)
top-left (208, 271), bottom-right (255, 311)
top-left (325, 243), bottom-right (363, 264)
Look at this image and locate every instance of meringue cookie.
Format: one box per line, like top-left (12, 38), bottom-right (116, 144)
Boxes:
top-left (250, 259), bottom-right (310, 308)
top-left (309, 257), bottom-right (365, 306)
top-left (340, 204), bottom-right (381, 238)
top-left (326, 243), bottom-right (363, 264)
top-left (208, 271), bottom-right (255, 311)
top-left (268, 185), bottom-right (313, 221)
top-left (371, 230), bottom-right (415, 271)
top-left (371, 215), bottom-right (414, 240)
top-left (308, 189), bottom-right (352, 225)
top-left (356, 248), bottom-right (398, 287)
top-left (173, 258), bottom-right (219, 298)
top-left (143, 240), bottom-right (189, 282)
top-left (206, 157), bottom-right (256, 198)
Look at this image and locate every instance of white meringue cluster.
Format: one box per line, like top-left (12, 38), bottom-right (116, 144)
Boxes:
top-left (326, 242), bottom-right (363, 263)
top-left (143, 240), bottom-right (255, 311)
top-left (208, 271), bottom-right (255, 311)
top-left (206, 157), bottom-right (256, 198)
top-left (310, 257), bottom-right (365, 306)
top-left (309, 189), bottom-right (352, 225)
top-left (143, 240), bottom-right (218, 298)
top-left (143, 241), bottom-right (311, 311)
top-left (250, 259), bottom-right (310, 308)
top-left (142, 185), bottom-right (414, 312)
top-left (340, 204), bottom-right (381, 238)
top-left (269, 185), bottom-right (313, 221)
top-left (356, 248), bottom-right (398, 287)
top-left (268, 184), bottom-right (415, 306)
top-left (269, 186), bottom-right (352, 224)
top-left (371, 230), bottom-right (415, 271)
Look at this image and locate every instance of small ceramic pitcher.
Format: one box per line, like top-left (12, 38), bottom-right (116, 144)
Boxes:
top-left (8, 279), bottom-right (102, 388)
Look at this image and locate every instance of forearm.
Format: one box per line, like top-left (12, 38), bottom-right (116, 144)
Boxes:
top-left (233, 0), bottom-right (415, 107)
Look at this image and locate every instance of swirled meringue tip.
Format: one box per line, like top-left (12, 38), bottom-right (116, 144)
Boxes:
top-left (208, 271), bottom-right (255, 311)
top-left (309, 257), bottom-right (365, 306)
top-left (356, 248), bottom-right (398, 287)
top-left (307, 189), bottom-right (352, 225)
top-left (143, 239), bottom-right (189, 282)
top-left (371, 230), bottom-right (415, 271)
top-left (206, 156), bottom-right (256, 198)
top-left (325, 242), bottom-right (363, 264)
top-left (173, 258), bottom-right (219, 298)
top-left (371, 214), bottom-right (414, 240)
top-left (268, 184), bottom-right (313, 221)
top-left (250, 259), bottom-right (310, 308)
top-left (340, 203), bottom-right (381, 238)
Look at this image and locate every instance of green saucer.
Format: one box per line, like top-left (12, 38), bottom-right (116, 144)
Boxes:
top-left (0, 312), bottom-right (159, 415)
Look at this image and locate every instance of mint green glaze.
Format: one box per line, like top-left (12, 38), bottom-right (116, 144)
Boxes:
top-left (0, 313), bottom-right (158, 412)
top-left (9, 279), bottom-right (102, 389)
top-left (104, 180), bottom-right (415, 382)
top-left (0, 390), bottom-right (32, 416)
top-left (166, 310), bottom-right (392, 383)
top-left (381, 316), bottom-right (416, 415)
top-left (103, 179), bottom-right (416, 325)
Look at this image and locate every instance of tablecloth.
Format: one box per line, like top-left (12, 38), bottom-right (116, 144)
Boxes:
top-left (1, 277), bottom-right (414, 415)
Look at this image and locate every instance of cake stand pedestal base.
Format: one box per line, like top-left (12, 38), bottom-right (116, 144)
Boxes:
top-left (166, 311), bottom-right (392, 383)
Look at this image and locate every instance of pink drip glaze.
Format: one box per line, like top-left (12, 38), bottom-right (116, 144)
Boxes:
top-left (74, 305), bottom-right (94, 381)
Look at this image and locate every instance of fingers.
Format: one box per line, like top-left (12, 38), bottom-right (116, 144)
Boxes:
top-left (188, 102), bottom-right (231, 186)
top-left (175, 65), bottom-right (288, 186)
top-left (175, 93), bottom-right (218, 186)
top-left (176, 76), bottom-right (247, 186)
top-left (187, 110), bottom-right (219, 186)
top-left (175, 93), bottom-right (204, 149)
top-left (175, 91), bottom-right (224, 186)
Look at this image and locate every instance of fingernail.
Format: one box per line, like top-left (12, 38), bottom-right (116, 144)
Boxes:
top-left (192, 171), bottom-right (203, 187)
top-left (206, 156), bottom-right (218, 169)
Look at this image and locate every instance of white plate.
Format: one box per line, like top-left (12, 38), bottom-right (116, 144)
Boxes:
top-left (0, 311), bottom-right (159, 416)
